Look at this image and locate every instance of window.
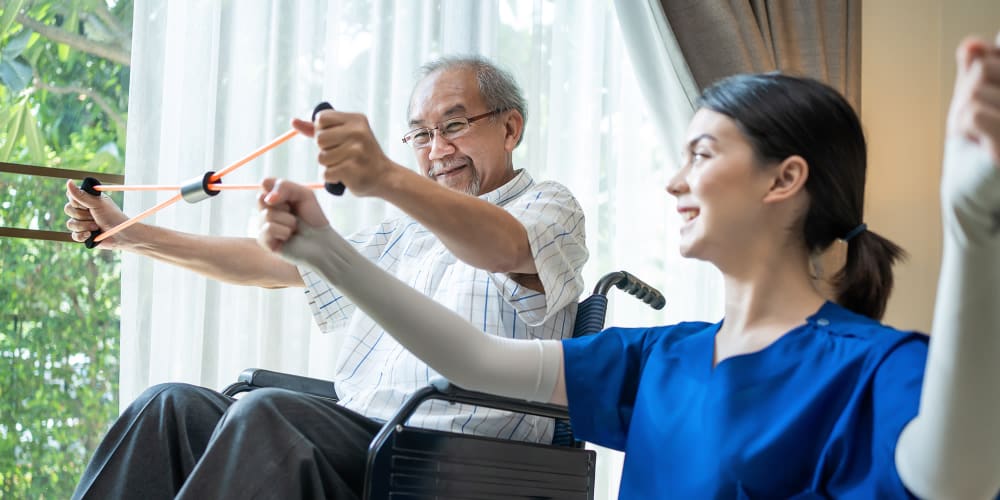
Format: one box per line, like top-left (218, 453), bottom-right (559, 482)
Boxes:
top-left (0, 1), bottom-right (132, 496)
top-left (2, 1), bottom-right (710, 497)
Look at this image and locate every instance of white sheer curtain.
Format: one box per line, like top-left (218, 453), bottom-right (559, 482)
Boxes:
top-left (123, 1), bottom-right (722, 497)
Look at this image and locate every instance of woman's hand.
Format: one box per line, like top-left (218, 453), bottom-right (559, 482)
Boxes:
top-left (947, 33), bottom-right (1000, 166)
top-left (256, 178), bottom-right (330, 253)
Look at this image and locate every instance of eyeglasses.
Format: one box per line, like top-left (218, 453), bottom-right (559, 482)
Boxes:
top-left (401, 109), bottom-right (503, 149)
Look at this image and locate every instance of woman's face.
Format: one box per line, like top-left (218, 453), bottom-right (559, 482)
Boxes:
top-left (667, 108), bottom-right (778, 264)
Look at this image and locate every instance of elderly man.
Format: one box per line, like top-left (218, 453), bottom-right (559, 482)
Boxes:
top-left (66, 56), bottom-right (588, 499)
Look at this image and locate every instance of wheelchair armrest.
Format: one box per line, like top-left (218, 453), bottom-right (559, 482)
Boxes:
top-left (365, 379), bottom-right (592, 499)
top-left (221, 368), bottom-right (338, 400)
top-left (427, 378), bottom-right (571, 419)
top-left (368, 378), bottom-right (570, 461)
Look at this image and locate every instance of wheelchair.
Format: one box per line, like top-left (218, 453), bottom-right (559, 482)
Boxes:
top-left (223, 271), bottom-right (665, 499)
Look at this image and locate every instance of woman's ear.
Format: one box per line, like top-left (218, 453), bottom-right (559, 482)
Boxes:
top-left (762, 155), bottom-right (809, 203)
top-left (503, 110), bottom-right (525, 152)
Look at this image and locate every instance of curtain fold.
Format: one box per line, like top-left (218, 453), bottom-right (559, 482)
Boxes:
top-left (613, 0), bottom-right (699, 141)
top-left (657, 0), bottom-right (861, 109)
top-left (123, 0), bottom-right (340, 402)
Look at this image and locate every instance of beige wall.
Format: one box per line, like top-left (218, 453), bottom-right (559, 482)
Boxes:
top-left (862, 0), bottom-right (1000, 332)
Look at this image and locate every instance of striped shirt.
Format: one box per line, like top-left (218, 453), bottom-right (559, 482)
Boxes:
top-left (300, 169), bottom-right (588, 443)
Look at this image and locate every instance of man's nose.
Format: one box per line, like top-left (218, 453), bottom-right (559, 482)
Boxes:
top-left (427, 131), bottom-right (456, 160)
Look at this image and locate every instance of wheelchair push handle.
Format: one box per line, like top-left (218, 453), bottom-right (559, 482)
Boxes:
top-left (594, 270), bottom-right (666, 310)
top-left (311, 102), bottom-right (346, 196)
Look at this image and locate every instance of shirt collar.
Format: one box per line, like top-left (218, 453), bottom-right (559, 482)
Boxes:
top-left (479, 169), bottom-right (534, 207)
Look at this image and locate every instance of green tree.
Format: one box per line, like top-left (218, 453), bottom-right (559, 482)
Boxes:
top-left (0, 0), bottom-right (131, 496)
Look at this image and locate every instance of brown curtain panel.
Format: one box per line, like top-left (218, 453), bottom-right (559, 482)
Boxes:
top-left (660, 0), bottom-right (861, 109)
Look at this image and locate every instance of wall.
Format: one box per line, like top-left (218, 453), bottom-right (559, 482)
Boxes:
top-left (862, 0), bottom-right (1000, 332)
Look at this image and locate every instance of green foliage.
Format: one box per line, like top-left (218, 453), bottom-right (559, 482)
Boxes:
top-left (0, 0), bottom-right (131, 497)
top-left (0, 224), bottom-right (121, 498)
top-left (1, 0), bottom-right (131, 157)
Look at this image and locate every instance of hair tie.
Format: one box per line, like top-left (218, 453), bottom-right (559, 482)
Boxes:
top-left (842, 223), bottom-right (867, 242)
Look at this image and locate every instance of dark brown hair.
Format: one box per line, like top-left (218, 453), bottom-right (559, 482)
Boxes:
top-left (699, 73), bottom-right (906, 320)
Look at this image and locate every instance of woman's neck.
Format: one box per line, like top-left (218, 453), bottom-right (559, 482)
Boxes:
top-left (714, 249), bottom-right (826, 365)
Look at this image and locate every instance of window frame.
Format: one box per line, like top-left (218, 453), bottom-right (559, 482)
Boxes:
top-left (0, 161), bottom-right (124, 243)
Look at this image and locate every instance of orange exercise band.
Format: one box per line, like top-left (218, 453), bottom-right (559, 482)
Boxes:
top-left (211, 129), bottom-right (299, 181)
top-left (90, 128), bottom-right (311, 243)
top-left (94, 183), bottom-right (326, 192)
top-left (207, 183), bottom-right (326, 191)
top-left (90, 183), bottom-right (326, 243)
top-left (93, 194), bottom-right (183, 243)
top-left (94, 184), bottom-right (183, 192)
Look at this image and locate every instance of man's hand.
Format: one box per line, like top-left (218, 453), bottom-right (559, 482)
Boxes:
top-left (257, 178), bottom-right (331, 253)
top-left (64, 179), bottom-right (131, 249)
top-left (291, 110), bottom-right (401, 197)
top-left (947, 33), bottom-right (1000, 166)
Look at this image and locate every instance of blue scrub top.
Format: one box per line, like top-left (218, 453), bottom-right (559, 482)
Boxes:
top-left (562, 301), bottom-right (928, 499)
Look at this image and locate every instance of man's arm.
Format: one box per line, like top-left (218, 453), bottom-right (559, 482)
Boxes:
top-left (65, 180), bottom-right (303, 288)
top-left (379, 167), bottom-right (537, 275)
top-left (290, 114), bottom-right (538, 280)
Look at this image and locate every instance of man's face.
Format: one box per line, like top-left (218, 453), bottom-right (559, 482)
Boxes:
top-left (407, 68), bottom-right (519, 196)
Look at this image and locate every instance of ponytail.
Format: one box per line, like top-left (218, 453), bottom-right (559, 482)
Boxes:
top-left (834, 229), bottom-right (907, 320)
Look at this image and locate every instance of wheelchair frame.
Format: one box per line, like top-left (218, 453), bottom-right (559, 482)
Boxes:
top-left (222, 271), bottom-right (664, 499)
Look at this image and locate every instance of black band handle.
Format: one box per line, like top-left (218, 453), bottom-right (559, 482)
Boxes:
top-left (312, 102), bottom-right (345, 196)
top-left (80, 177), bottom-right (104, 249)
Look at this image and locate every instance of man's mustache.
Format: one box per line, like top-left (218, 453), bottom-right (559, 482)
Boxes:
top-left (428, 158), bottom-right (471, 177)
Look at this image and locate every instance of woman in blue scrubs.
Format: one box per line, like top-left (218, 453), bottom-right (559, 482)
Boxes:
top-left (258, 35), bottom-right (1000, 498)
top-left (558, 73), bottom-right (923, 498)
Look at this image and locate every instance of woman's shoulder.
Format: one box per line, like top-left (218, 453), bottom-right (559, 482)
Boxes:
top-left (812, 301), bottom-right (929, 358)
top-left (597, 321), bottom-right (718, 351)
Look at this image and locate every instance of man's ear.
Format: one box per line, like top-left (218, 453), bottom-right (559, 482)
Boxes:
top-left (762, 155), bottom-right (809, 203)
top-left (503, 110), bottom-right (525, 152)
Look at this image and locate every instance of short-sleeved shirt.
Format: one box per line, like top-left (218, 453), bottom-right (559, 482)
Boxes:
top-left (301, 169), bottom-right (588, 443)
top-left (562, 301), bottom-right (928, 498)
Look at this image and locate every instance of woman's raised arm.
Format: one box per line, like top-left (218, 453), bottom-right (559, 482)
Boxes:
top-left (896, 35), bottom-right (1000, 499)
top-left (257, 177), bottom-right (569, 405)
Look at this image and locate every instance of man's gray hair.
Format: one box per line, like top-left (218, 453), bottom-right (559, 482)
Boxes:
top-left (410, 55), bottom-right (527, 146)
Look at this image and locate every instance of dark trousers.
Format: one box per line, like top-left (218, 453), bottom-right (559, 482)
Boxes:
top-left (72, 383), bottom-right (382, 500)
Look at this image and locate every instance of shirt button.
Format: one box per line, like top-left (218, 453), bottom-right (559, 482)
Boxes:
top-left (817, 318), bottom-right (830, 326)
